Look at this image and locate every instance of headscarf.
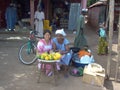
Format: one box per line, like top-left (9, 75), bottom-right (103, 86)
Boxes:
top-left (55, 29), bottom-right (66, 36)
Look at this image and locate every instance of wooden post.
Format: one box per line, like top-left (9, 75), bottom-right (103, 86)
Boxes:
top-left (81, 0), bottom-right (87, 9)
top-left (43, 0), bottom-right (50, 19)
top-left (115, 13), bottom-right (120, 81)
top-left (106, 0), bottom-right (114, 79)
top-left (30, 0), bottom-right (34, 29)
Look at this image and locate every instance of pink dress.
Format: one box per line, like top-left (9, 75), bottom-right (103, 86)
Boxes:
top-left (37, 39), bottom-right (53, 75)
top-left (37, 39), bottom-right (52, 54)
top-left (37, 39), bottom-right (60, 76)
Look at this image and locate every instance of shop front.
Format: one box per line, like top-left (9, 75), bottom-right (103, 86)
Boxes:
top-left (0, 0), bottom-right (87, 30)
top-left (42, 0), bottom-right (84, 30)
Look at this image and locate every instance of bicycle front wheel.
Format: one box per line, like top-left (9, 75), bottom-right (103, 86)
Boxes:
top-left (18, 42), bottom-right (37, 65)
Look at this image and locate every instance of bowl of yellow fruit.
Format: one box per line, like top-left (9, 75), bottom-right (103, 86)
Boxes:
top-left (37, 52), bottom-right (62, 62)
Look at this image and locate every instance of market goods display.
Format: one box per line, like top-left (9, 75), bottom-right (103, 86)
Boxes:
top-left (36, 52), bottom-right (62, 60)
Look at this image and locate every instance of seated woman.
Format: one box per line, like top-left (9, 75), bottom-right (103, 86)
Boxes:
top-left (37, 30), bottom-right (52, 54)
top-left (37, 30), bottom-right (53, 76)
top-left (52, 29), bottom-right (72, 76)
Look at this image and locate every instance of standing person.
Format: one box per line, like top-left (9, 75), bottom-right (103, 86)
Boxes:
top-left (5, 3), bottom-right (17, 31)
top-left (34, 7), bottom-right (45, 38)
top-left (74, 9), bottom-right (87, 49)
top-left (52, 29), bottom-right (73, 77)
top-left (97, 23), bottom-right (108, 55)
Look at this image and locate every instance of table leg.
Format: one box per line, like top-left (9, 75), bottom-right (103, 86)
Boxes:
top-left (37, 63), bottom-right (44, 83)
top-left (37, 69), bottom-right (41, 83)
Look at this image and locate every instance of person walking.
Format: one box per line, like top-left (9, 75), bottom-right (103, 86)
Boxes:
top-left (5, 3), bottom-right (17, 31)
top-left (34, 7), bottom-right (45, 38)
top-left (74, 9), bottom-right (87, 49)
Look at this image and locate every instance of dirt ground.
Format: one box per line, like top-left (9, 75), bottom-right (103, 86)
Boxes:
top-left (0, 23), bottom-right (120, 90)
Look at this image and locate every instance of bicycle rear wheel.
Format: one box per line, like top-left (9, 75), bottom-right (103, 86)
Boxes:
top-left (18, 42), bottom-right (37, 65)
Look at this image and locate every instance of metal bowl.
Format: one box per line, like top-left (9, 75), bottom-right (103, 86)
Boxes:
top-left (70, 47), bottom-right (80, 53)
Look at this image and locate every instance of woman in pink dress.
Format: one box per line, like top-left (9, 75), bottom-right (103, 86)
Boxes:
top-left (37, 30), bottom-right (52, 54)
top-left (37, 30), bottom-right (53, 76)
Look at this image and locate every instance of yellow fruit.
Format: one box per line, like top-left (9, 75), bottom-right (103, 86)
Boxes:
top-left (45, 56), bottom-right (49, 60)
top-left (48, 55), bottom-right (53, 60)
top-left (40, 52), bottom-right (49, 60)
top-left (41, 55), bottom-right (45, 60)
top-left (55, 52), bottom-right (61, 59)
top-left (53, 56), bottom-right (58, 60)
top-left (42, 53), bottom-right (48, 57)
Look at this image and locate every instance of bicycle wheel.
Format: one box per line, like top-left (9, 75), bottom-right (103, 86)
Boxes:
top-left (18, 42), bottom-right (37, 65)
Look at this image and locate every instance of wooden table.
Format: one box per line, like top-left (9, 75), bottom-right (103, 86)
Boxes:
top-left (37, 59), bottom-right (60, 85)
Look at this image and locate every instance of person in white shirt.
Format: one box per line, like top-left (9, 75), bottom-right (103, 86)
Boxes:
top-left (34, 7), bottom-right (45, 38)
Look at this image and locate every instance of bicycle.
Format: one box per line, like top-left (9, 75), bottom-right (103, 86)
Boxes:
top-left (18, 30), bottom-right (38, 65)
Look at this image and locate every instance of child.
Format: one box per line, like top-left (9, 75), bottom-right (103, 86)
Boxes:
top-left (97, 23), bottom-right (108, 55)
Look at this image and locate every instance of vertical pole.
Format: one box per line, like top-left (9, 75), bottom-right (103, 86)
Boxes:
top-left (30, 0), bottom-right (34, 29)
top-left (106, 0), bottom-right (114, 79)
top-left (115, 14), bottom-right (120, 81)
top-left (44, 0), bottom-right (49, 19)
top-left (82, 0), bottom-right (87, 9)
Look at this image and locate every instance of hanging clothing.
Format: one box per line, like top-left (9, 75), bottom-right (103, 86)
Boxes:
top-left (34, 11), bottom-right (45, 37)
top-left (5, 6), bottom-right (17, 31)
top-left (98, 37), bottom-right (108, 55)
top-left (68, 3), bottom-right (81, 30)
top-left (74, 14), bottom-right (87, 49)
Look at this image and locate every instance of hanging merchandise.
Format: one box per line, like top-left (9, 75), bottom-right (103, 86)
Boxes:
top-left (68, 3), bottom-right (81, 30)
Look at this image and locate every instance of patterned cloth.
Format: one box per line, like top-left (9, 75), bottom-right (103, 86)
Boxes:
top-left (98, 37), bottom-right (108, 55)
top-left (37, 39), bottom-right (52, 54)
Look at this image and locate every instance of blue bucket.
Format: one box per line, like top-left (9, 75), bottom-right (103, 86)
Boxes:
top-left (73, 61), bottom-right (88, 68)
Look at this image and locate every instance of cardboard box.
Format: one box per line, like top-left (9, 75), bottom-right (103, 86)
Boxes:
top-left (82, 66), bottom-right (105, 87)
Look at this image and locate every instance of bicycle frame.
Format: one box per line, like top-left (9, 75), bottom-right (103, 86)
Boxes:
top-left (18, 30), bottom-right (38, 65)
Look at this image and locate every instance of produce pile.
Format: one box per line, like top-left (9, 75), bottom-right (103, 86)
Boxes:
top-left (37, 52), bottom-right (62, 60)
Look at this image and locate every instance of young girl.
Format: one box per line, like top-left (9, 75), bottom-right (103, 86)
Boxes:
top-left (97, 23), bottom-right (108, 55)
top-left (37, 30), bottom-right (53, 76)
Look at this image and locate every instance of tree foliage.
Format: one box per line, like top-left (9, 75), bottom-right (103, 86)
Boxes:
top-left (87, 0), bottom-right (99, 7)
